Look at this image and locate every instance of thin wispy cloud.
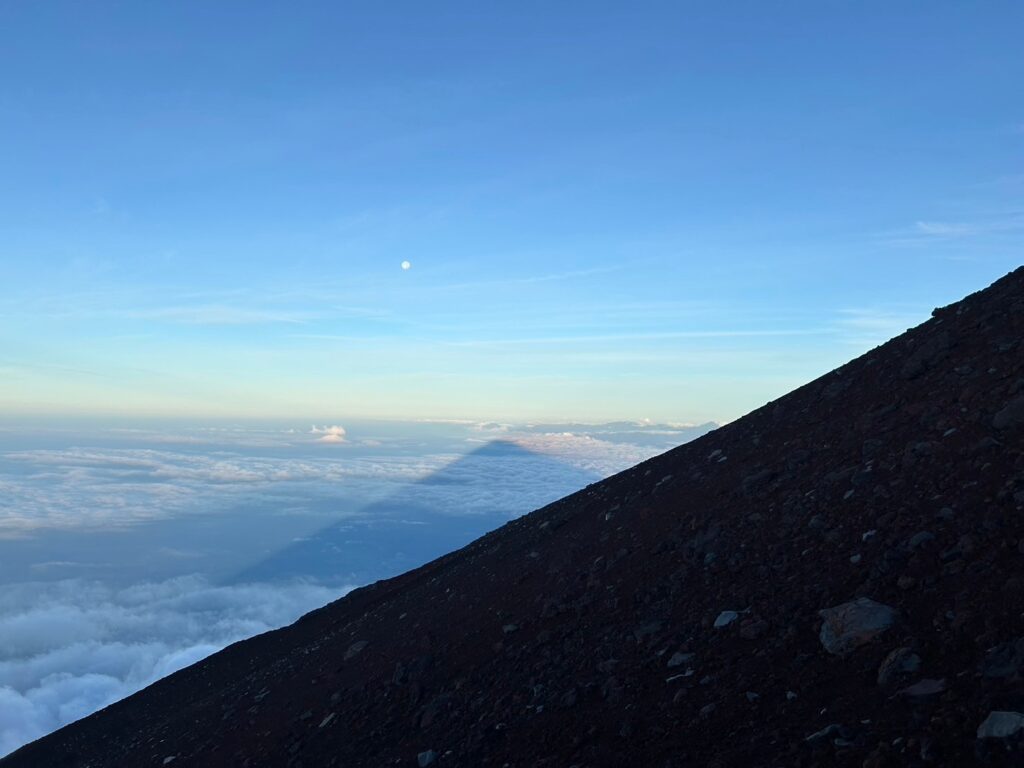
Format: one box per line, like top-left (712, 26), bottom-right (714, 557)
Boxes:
top-left (445, 328), bottom-right (831, 348)
top-left (430, 263), bottom-right (632, 292)
top-left (881, 212), bottom-right (1024, 247)
top-left (119, 305), bottom-right (315, 326)
top-left (913, 221), bottom-right (974, 237)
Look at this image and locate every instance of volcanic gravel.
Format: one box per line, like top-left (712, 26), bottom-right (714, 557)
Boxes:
top-left (5, 267), bottom-right (1024, 767)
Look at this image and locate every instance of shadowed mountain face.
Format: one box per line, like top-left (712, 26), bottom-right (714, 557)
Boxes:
top-left (233, 440), bottom-right (602, 586)
top-left (5, 267), bottom-right (1024, 767)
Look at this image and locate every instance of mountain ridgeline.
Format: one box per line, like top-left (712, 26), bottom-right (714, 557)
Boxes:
top-left (5, 267), bottom-right (1024, 767)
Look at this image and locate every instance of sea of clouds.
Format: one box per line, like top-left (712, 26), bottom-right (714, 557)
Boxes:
top-left (0, 576), bottom-right (351, 756)
top-left (0, 418), bottom-right (715, 756)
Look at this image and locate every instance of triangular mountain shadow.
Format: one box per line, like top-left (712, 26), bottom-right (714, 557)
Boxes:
top-left (232, 440), bottom-right (603, 586)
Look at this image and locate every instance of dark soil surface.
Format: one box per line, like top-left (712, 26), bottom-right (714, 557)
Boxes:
top-left (5, 267), bottom-right (1024, 767)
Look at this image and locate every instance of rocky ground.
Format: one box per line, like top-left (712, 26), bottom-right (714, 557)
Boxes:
top-left (4, 266), bottom-right (1024, 767)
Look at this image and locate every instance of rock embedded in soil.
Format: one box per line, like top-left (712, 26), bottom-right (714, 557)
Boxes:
top-left (818, 598), bottom-right (897, 656)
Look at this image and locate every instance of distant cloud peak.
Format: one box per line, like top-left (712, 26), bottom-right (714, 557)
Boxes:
top-left (310, 425), bottom-right (347, 443)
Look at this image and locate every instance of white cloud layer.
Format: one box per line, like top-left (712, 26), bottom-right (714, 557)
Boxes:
top-left (0, 576), bottom-right (352, 757)
top-left (0, 419), bottom-right (719, 756)
top-left (0, 421), bottom-right (709, 536)
top-left (0, 446), bottom-right (446, 535)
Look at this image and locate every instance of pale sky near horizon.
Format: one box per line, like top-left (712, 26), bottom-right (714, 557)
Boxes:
top-left (1, 2), bottom-right (1021, 423)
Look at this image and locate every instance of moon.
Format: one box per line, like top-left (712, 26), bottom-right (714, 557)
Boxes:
top-left (400, 260), bottom-right (411, 271)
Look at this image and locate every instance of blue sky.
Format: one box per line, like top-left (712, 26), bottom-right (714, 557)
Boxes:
top-left (1, 1), bottom-right (1021, 422)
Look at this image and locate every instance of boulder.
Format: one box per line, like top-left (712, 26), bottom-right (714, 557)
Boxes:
top-left (818, 598), bottom-right (896, 655)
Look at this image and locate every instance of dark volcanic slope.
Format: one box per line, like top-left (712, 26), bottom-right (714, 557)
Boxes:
top-left (6, 268), bottom-right (1024, 768)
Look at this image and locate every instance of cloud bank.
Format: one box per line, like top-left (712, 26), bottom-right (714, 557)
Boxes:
top-left (0, 419), bottom-right (717, 755)
top-left (0, 420), bottom-right (711, 536)
top-left (0, 576), bottom-right (352, 757)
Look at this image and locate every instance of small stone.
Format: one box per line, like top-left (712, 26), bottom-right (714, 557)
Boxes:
top-left (994, 397), bottom-right (1024, 431)
top-left (805, 724), bottom-right (842, 743)
top-left (633, 621), bottom-right (662, 640)
top-left (900, 331), bottom-right (950, 379)
top-left (977, 711), bottom-right (1024, 740)
top-left (162, 759), bottom-right (177, 766)
top-left (667, 652), bottom-right (695, 668)
top-left (714, 611), bottom-right (739, 628)
top-left (418, 750), bottom-right (439, 767)
top-left (344, 640), bottom-right (369, 660)
top-left (907, 531), bottom-right (935, 550)
top-left (877, 647), bottom-right (922, 686)
top-left (850, 554), bottom-right (862, 564)
top-left (745, 691), bottom-right (760, 702)
top-left (897, 678), bottom-right (946, 697)
top-left (786, 691), bottom-right (798, 701)
top-left (958, 534), bottom-right (977, 555)
top-left (699, 703), bottom-right (716, 717)
top-left (972, 437), bottom-right (1001, 455)
top-left (981, 638), bottom-right (1024, 679)
top-left (897, 575), bottom-right (917, 590)
top-left (739, 618), bottom-right (768, 640)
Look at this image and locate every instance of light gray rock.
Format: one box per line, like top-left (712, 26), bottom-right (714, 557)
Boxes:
top-left (818, 598), bottom-right (896, 655)
top-left (805, 724), bottom-right (842, 743)
top-left (977, 711), bottom-right (1024, 740)
top-left (667, 652), bottom-right (695, 668)
top-left (418, 749), bottom-right (439, 767)
top-left (714, 611), bottom-right (739, 628)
